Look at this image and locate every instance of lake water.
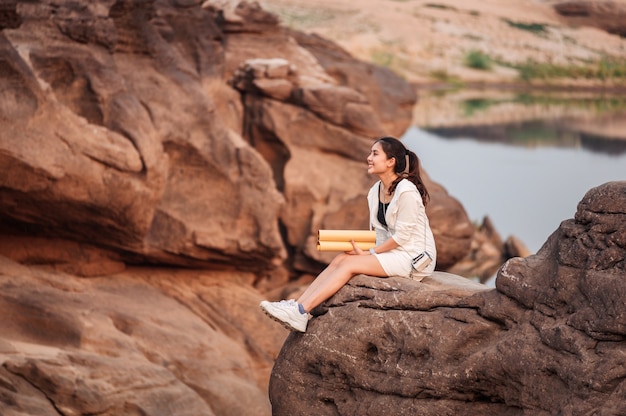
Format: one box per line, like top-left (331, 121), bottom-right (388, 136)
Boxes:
top-left (402, 96), bottom-right (626, 255)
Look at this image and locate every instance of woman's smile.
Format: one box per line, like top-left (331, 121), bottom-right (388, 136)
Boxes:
top-left (367, 142), bottom-right (387, 173)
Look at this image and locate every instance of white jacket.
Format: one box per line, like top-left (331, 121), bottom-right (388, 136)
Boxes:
top-left (367, 178), bottom-right (437, 267)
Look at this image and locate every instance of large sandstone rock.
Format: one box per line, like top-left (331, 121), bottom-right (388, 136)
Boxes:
top-left (287, 29), bottom-right (417, 139)
top-left (0, 0), bottom-right (285, 271)
top-left (269, 181), bottom-right (626, 415)
top-left (0, 255), bottom-right (286, 415)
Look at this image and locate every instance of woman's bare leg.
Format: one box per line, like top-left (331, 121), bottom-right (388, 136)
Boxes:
top-left (297, 254), bottom-right (386, 312)
top-left (296, 253), bottom-right (348, 301)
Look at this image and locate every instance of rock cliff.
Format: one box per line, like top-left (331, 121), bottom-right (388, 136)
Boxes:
top-left (269, 181), bottom-right (626, 415)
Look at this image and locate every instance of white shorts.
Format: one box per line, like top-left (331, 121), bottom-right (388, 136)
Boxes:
top-left (373, 249), bottom-right (412, 278)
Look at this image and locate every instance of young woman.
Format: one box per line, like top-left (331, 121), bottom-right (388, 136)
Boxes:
top-left (260, 136), bottom-right (436, 332)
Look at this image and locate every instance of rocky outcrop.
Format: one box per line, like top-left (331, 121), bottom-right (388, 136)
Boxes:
top-left (0, 257), bottom-right (284, 416)
top-left (269, 181), bottom-right (626, 415)
top-left (0, 0), bottom-right (285, 271)
top-left (554, 0), bottom-right (626, 37)
top-left (447, 216), bottom-right (531, 282)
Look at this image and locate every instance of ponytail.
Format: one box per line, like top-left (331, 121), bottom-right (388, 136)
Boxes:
top-left (375, 136), bottom-right (430, 207)
top-left (404, 150), bottom-right (430, 207)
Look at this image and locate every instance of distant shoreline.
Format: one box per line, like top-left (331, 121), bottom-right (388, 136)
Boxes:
top-left (412, 81), bottom-right (626, 94)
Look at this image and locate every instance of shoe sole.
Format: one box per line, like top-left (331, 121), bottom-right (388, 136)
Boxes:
top-left (260, 304), bottom-right (306, 333)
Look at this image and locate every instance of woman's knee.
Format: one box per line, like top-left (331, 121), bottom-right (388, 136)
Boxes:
top-left (336, 256), bottom-right (362, 274)
top-left (330, 253), bottom-right (348, 266)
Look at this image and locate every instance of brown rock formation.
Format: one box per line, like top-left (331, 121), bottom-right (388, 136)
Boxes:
top-left (0, 258), bottom-right (284, 415)
top-left (0, 0), bottom-right (286, 271)
top-left (446, 215), bottom-right (530, 282)
top-left (269, 181), bottom-right (626, 415)
top-left (554, 0), bottom-right (626, 37)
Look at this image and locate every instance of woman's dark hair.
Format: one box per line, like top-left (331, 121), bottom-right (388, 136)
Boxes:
top-left (375, 136), bottom-right (430, 206)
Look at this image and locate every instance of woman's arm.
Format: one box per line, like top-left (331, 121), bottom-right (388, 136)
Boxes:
top-left (367, 237), bottom-right (398, 254)
top-left (390, 190), bottom-right (422, 246)
top-left (347, 234), bottom-right (399, 255)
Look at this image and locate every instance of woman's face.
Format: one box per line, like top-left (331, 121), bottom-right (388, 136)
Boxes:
top-left (367, 142), bottom-right (394, 175)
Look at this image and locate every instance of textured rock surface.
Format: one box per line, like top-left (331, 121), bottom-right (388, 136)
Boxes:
top-left (270, 181), bottom-right (626, 416)
top-left (554, 0), bottom-right (626, 37)
top-left (0, 0), bottom-right (285, 271)
top-left (0, 257), bottom-right (284, 415)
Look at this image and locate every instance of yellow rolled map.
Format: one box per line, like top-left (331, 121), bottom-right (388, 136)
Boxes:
top-left (316, 229), bottom-right (377, 251)
top-left (318, 230), bottom-right (376, 242)
top-left (316, 240), bottom-right (376, 251)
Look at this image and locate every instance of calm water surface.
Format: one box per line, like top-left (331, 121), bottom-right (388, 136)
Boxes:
top-left (403, 124), bottom-right (626, 254)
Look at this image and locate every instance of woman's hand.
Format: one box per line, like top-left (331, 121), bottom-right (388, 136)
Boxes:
top-left (346, 239), bottom-right (366, 255)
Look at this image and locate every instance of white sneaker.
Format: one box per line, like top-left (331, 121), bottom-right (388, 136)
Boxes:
top-left (259, 299), bottom-right (308, 332)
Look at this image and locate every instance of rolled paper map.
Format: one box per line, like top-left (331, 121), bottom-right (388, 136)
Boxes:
top-left (317, 230), bottom-right (376, 242)
top-left (316, 241), bottom-right (376, 252)
top-left (316, 230), bottom-right (377, 251)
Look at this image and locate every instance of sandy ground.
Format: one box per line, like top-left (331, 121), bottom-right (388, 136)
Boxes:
top-left (260, 0), bottom-right (626, 86)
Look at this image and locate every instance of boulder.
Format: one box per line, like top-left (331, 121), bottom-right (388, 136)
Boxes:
top-left (423, 177), bottom-right (475, 270)
top-left (269, 181), bottom-right (626, 415)
top-left (0, 0), bottom-right (286, 271)
top-left (554, 0), bottom-right (626, 37)
top-left (0, 256), bottom-right (285, 415)
top-left (287, 29), bottom-right (417, 139)
top-left (446, 216), bottom-right (508, 281)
